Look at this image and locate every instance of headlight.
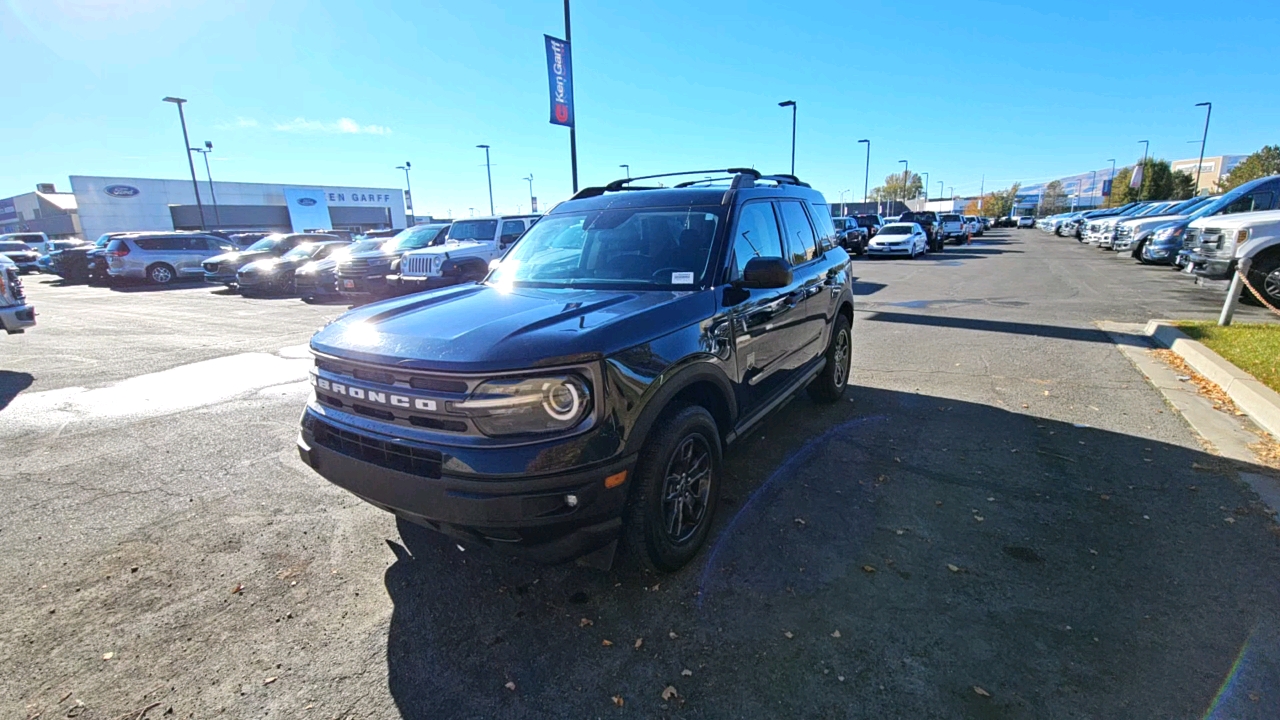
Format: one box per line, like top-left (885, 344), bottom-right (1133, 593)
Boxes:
top-left (453, 374), bottom-right (591, 436)
top-left (1153, 226), bottom-right (1185, 243)
top-left (432, 256), bottom-right (443, 272)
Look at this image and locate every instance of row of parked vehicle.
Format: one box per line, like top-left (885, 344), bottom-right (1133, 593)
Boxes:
top-left (827, 212), bottom-right (988, 257)
top-left (1029, 173), bottom-right (1280, 306)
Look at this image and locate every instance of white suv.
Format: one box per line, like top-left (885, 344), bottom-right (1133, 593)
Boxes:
top-left (396, 215), bottom-right (538, 290)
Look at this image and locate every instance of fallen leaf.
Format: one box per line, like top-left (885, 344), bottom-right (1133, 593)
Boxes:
top-left (973, 515), bottom-right (985, 522)
top-left (794, 517), bottom-right (806, 526)
top-left (611, 695), bottom-right (624, 707)
top-left (59, 691), bottom-right (73, 703)
top-left (634, 638), bottom-right (643, 649)
top-left (838, 675), bottom-right (845, 681)
top-left (895, 529), bottom-right (905, 535)
top-left (1099, 494), bottom-right (1111, 500)
top-left (1249, 692), bottom-right (1260, 702)
top-left (601, 639), bottom-right (613, 646)
top-left (1224, 517), bottom-right (1236, 524)
top-left (231, 584), bottom-right (244, 595)
top-left (579, 618), bottom-right (593, 627)
top-left (974, 686), bottom-right (992, 697)
top-left (102, 652), bottom-right (114, 660)
top-left (505, 681), bottom-right (516, 691)
top-left (263, 677), bottom-right (277, 685)
top-left (1021, 403), bottom-right (1029, 409)
top-left (783, 631), bottom-right (794, 639)
top-left (831, 630), bottom-right (841, 637)
top-left (681, 669), bottom-right (693, 677)
top-left (661, 686), bottom-right (679, 701)
top-left (935, 500), bottom-right (943, 506)
top-left (862, 565), bottom-right (876, 573)
top-left (668, 631), bottom-right (678, 639)
top-left (1044, 391), bottom-right (1050, 396)
top-left (947, 564), bottom-right (960, 573)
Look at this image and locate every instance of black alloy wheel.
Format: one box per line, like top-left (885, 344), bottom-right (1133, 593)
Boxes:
top-left (808, 313), bottom-right (852, 402)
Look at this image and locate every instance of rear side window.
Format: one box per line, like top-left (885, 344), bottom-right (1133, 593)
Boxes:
top-left (807, 202), bottom-right (836, 253)
top-left (942, 214), bottom-right (962, 221)
top-left (730, 201), bottom-right (784, 280)
top-left (134, 237), bottom-right (185, 251)
top-left (1223, 192), bottom-right (1276, 215)
top-left (777, 201), bottom-right (817, 265)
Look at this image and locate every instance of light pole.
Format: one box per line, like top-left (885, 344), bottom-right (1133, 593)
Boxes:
top-left (1137, 140), bottom-right (1150, 199)
top-left (619, 164), bottom-right (630, 179)
top-left (396, 161), bottom-right (414, 225)
top-left (162, 97), bottom-right (206, 230)
top-left (524, 174), bottom-right (535, 212)
top-left (857, 139), bottom-right (870, 203)
top-left (937, 181), bottom-right (944, 211)
top-left (921, 172), bottom-right (930, 204)
top-left (778, 100), bottom-right (796, 175)
top-left (898, 160), bottom-right (908, 209)
top-left (476, 145), bottom-right (494, 215)
top-left (839, 189), bottom-right (850, 216)
top-left (189, 141), bottom-right (221, 228)
top-left (1089, 170), bottom-right (1097, 207)
top-left (1194, 102), bottom-right (1212, 194)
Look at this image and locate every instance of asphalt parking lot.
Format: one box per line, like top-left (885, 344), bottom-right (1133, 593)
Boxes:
top-left (4, 229), bottom-right (1280, 719)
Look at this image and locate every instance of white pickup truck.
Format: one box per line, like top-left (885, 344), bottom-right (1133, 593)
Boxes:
top-left (0, 255), bottom-right (36, 334)
top-left (395, 214), bottom-right (538, 291)
top-left (937, 213), bottom-right (968, 244)
top-left (1185, 208), bottom-right (1280, 307)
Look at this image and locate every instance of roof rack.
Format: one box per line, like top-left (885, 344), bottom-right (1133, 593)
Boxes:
top-left (756, 174), bottom-right (810, 188)
top-left (569, 168), bottom-right (762, 200)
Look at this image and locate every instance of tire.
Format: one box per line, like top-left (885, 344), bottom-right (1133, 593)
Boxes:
top-left (1246, 254), bottom-right (1280, 307)
top-left (807, 311), bottom-right (852, 403)
top-left (147, 263), bottom-right (175, 285)
top-left (622, 405), bottom-right (722, 572)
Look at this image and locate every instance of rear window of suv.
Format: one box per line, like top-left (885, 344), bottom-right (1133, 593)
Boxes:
top-left (0, 242), bottom-right (32, 252)
top-left (942, 214), bottom-right (962, 221)
top-left (134, 236), bottom-right (187, 251)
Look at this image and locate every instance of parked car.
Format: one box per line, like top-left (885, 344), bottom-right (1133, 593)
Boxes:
top-left (105, 233), bottom-right (238, 284)
top-left (395, 215), bottom-right (539, 291)
top-left (0, 254), bottom-right (35, 334)
top-left (35, 240), bottom-right (87, 273)
top-left (1149, 175), bottom-right (1280, 267)
top-left (202, 233), bottom-right (339, 287)
top-left (1016, 216), bottom-right (1035, 228)
top-left (855, 213), bottom-right (884, 239)
top-left (297, 168), bottom-right (854, 572)
top-left (831, 217), bottom-right (867, 254)
top-left (336, 223), bottom-right (450, 298)
top-left (0, 232), bottom-right (53, 256)
top-left (897, 211), bottom-right (939, 250)
top-left (47, 235), bottom-right (115, 283)
top-left (295, 238), bottom-right (383, 303)
top-left (237, 240), bottom-right (351, 297)
top-left (224, 231), bottom-right (274, 248)
top-left (1113, 196), bottom-right (1215, 258)
top-left (0, 240), bottom-right (41, 274)
top-left (867, 222), bottom-right (928, 257)
top-left (964, 216), bottom-right (983, 237)
top-left (1184, 209), bottom-right (1280, 306)
top-left (937, 213), bottom-right (968, 244)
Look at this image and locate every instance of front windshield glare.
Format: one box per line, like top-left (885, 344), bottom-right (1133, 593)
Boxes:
top-left (487, 207), bottom-right (722, 288)
top-left (448, 220), bottom-right (499, 241)
top-left (282, 244), bottom-right (315, 260)
top-left (246, 236), bottom-right (282, 252)
top-left (880, 226), bottom-right (911, 235)
top-left (386, 225), bottom-right (445, 252)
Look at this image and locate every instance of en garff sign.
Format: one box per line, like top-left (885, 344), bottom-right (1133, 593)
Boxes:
top-left (544, 35), bottom-right (574, 128)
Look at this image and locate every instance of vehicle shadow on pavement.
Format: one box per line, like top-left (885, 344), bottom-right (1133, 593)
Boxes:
top-left (106, 281), bottom-right (207, 293)
top-left (380, 387), bottom-right (1280, 719)
top-left (0, 371), bottom-right (33, 410)
top-left (864, 310), bottom-right (1128, 345)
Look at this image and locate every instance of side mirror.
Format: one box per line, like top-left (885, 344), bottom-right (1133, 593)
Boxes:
top-left (738, 257), bottom-right (792, 289)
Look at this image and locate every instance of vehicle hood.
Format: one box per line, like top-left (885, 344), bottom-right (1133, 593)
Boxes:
top-left (1120, 213), bottom-right (1190, 232)
top-left (240, 256), bottom-right (308, 274)
top-left (310, 283), bottom-right (716, 373)
top-left (344, 249), bottom-right (398, 263)
top-left (298, 257), bottom-right (339, 274)
top-left (869, 235), bottom-right (911, 244)
top-left (2, 250), bottom-right (39, 261)
top-left (404, 240), bottom-right (487, 257)
top-left (207, 250), bottom-right (274, 267)
top-left (1189, 208), bottom-right (1280, 232)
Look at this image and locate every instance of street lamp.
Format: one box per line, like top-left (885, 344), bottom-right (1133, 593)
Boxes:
top-left (1137, 140), bottom-right (1150, 198)
top-left (619, 164), bottom-right (630, 179)
top-left (476, 145), bottom-right (494, 215)
top-left (1194, 102), bottom-right (1213, 194)
top-left (189, 141), bottom-right (221, 228)
top-left (778, 100), bottom-right (796, 175)
top-left (921, 172), bottom-right (930, 204)
top-left (839, 189), bottom-right (850, 216)
top-left (857, 139), bottom-right (870, 203)
top-left (1106, 158), bottom-right (1116, 206)
top-left (1089, 170), bottom-right (1098, 207)
top-left (524, 174), bottom-right (535, 212)
top-left (898, 159), bottom-right (908, 207)
top-left (162, 96), bottom-right (206, 230)
top-left (396, 161), bottom-right (414, 225)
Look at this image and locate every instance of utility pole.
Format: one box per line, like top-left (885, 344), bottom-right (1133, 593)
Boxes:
top-left (1107, 159), bottom-right (1116, 207)
top-left (564, 0), bottom-right (579, 193)
top-left (857, 139), bottom-right (870, 204)
top-left (162, 97), bottom-right (206, 230)
top-left (477, 145), bottom-right (494, 215)
top-left (190, 141), bottom-right (221, 227)
top-left (396, 161), bottom-right (414, 225)
top-left (1194, 102), bottom-right (1212, 195)
top-left (778, 101), bottom-right (797, 175)
top-left (524, 174), bottom-right (535, 212)
top-left (1137, 140), bottom-right (1150, 199)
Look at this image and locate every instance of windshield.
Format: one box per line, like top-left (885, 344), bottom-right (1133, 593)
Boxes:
top-left (448, 220), bottom-right (499, 242)
top-left (0, 242), bottom-right (32, 252)
top-left (1185, 182), bottom-right (1269, 220)
top-left (282, 244), bottom-right (318, 261)
top-left (832, 219), bottom-right (849, 231)
top-left (384, 224), bottom-right (447, 252)
top-left (245, 235), bottom-right (284, 252)
top-left (487, 207), bottom-right (723, 289)
top-left (855, 216), bottom-right (877, 227)
top-left (345, 239), bottom-right (383, 254)
top-left (880, 225), bottom-right (912, 235)
top-left (942, 214), bottom-right (962, 221)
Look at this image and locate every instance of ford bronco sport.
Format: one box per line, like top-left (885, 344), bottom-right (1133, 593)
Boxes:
top-left (297, 168), bottom-right (855, 571)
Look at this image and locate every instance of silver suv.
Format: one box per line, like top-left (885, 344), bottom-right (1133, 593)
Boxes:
top-left (106, 233), bottom-right (237, 284)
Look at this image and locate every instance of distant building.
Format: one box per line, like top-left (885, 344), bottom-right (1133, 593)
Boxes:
top-left (0, 184), bottom-right (82, 239)
top-left (1170, 155), bottom-right (1248, 193)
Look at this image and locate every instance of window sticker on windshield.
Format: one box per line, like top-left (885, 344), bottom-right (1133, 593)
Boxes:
top-left (672, 271), bottom-right (694, 284)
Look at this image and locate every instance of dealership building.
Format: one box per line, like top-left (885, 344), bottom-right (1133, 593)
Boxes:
top-left (63, 176), bottom-right (408, 242)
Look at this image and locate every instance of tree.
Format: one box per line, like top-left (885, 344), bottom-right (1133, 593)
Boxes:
top-left (975, 183), bottom-right (1019, 218)
top-left (1041, 180), bottom-right (1067, 214)
top-left (870, 172), bottom-right (923, 202)
top-left (1108, 159), bottom-right (1193, 205)
top-left (1217, 145), bottom-right (1280, 192)
top-left (1171, 171), bottom-right (1197, 200)
top-left (964, 198), bottom-right (982, 215)
top-left (1108, 167), bottom-right (1135, 206)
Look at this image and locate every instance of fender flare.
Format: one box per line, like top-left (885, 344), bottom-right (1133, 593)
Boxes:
top-left (620, 360), bottom-right (738, 456)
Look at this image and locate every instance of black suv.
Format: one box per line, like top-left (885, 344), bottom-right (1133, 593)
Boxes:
top-left (297, 169), bottom-right (855, 572)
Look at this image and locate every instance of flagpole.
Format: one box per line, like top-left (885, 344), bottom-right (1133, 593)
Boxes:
top-left (564, 0), bottom-right (578, 193)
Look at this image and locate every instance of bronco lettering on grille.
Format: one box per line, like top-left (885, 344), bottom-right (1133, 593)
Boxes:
top-left (314, 376), bottom-right (437, 412)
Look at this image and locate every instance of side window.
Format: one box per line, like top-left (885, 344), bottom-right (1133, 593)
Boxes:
top-left (1223, 192), bottom-right (1274, 215)
top-left (777, 201), bottom-right (817, 265)
top-left (500, 220), bottom-right (526, 244)
top-left (807, 202), bottom-right (836, 253)
top-left (730, 201), bottom-right (784, 280)
top-left (134, 238), bottom-right (159, 251)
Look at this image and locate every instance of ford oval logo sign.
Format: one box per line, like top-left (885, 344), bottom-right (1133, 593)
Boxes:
top-left (104, 185), bottom-right (140, 198)
top-left (297, 197), bottom-right (317, 206)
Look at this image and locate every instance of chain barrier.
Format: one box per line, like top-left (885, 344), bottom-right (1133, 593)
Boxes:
top-left (1239, 267), bottom-right (1280, 318)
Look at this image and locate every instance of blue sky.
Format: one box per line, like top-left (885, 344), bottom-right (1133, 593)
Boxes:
top-left (3, 0), bottom-right (1278, 216)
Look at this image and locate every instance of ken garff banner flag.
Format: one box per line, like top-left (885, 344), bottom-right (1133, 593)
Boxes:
top-left (545, 35), bottom-right (574, 127)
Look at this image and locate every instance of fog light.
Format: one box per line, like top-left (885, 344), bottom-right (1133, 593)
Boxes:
top-left (565, 494), bottom-right (579, 507)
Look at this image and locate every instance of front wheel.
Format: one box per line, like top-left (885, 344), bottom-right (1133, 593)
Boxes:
top-left (147, 263), bottom-right (175, 285)
top-left (1245, 254), bottom-right (1280, 307)
top-left (808, 312), bottom-right (852, 403)
top-left (622, 405), bottom-right (723, 572)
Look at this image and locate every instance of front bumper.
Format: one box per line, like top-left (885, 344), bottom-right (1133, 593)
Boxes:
top-left (867, 246), bottom-right (912, 256)
top-left (295, 272), bottom-right (337, 296)
top-left (204, 270), bottom-right (238, 285)
top-left (1185, 252), bottom-right (1234, 280)
top-left (336, 273), bottom-right (394, 295)
top-left (0, 303), bottom-right (36, 333)
top-left (394, 274), bottom-right (462, 290)
top-left (298, 407), bottom-right (635, 564)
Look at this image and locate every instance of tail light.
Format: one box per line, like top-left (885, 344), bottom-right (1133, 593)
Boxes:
top-left (109, 245), bottom-right (130, 258)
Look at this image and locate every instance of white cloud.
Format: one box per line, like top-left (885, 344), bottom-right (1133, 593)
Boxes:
top-left (273, 117), bottom-right (391, 136)
top-left (215, 117), bottom-right (259, 130)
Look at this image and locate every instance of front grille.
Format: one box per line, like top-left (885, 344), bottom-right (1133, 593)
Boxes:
top-left (1116, 225), bottom-right (1133, 241)
top-left (338, 256), bottom-right (390, 277)
top-left (310, 418), bottom-right (443, 478)
top-left (1183, 228), bottom-right (1200, 249)
top-left (401, 255), bottom-right (433, 277)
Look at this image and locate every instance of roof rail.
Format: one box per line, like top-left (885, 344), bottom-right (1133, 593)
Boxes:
top-left (757, 173), bottom-right (810, 188)
top-left (603, 168), bottom-right (760, 192)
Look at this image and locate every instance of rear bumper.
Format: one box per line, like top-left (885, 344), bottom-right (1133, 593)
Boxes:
top-left (298, 408), bottom-right (635, 564)
top-left (0, 304), bottom-right (36, 333)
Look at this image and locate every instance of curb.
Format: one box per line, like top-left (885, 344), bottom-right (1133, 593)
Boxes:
top-left (1145, 320), bottom-right (1280, 441)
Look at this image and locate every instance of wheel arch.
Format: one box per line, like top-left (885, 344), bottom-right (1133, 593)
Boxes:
top-left (621, 362), bottom-right (737, 456)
